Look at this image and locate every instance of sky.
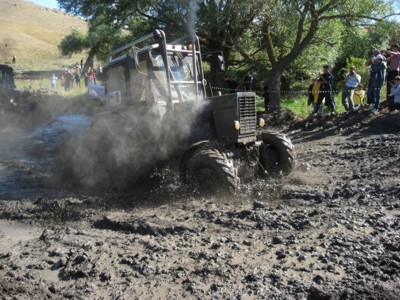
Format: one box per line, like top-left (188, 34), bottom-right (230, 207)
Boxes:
top-left (27, 0), bottom-right (59, 9)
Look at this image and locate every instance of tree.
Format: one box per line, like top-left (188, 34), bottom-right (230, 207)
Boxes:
top-left (241, 0), bottom-right (398, 109)
top-left (57, 0), bottom-right (399, 107)
top-left (58, 16), bottom-right (126, 72)
top-left (58, 0), bottom-right (266, 88)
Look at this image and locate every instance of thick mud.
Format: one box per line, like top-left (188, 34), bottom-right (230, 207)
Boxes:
top-left (0, 106), bottom-right (399, 299)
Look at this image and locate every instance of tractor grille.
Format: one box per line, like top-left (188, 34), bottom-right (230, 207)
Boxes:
top-left (239, 95), bottom-right (256, 135)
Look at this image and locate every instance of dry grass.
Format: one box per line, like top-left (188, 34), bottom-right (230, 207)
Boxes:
top-left (0, 0), bottom-right (87, 73)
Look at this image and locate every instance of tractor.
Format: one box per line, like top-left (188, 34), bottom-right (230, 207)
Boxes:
top-left (0, 64), bottom-right (37, 113)
top-left (80, 30), bottom-right (295, 193)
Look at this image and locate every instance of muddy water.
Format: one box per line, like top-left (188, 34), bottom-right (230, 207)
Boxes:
top-left (0, 114), bottom-right (91, 200)
top-left (0, 219), bottom-right (41, 243)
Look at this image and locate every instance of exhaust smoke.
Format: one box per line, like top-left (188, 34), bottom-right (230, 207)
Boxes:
top-left (61, 97), bottom-right (205, 191)
top-left (187, 0), bottom-right (201, 42)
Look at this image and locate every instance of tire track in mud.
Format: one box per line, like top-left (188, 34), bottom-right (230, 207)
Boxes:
top-left (0, 110), bottom-right (399, 299)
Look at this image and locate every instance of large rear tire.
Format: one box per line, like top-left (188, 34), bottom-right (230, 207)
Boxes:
top-left (258, 132), bottom-right (295, 176)
top-left (186, 148), bottom-right (239, 194)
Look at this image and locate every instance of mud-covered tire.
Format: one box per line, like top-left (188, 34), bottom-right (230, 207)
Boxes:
top-left (258, 132), bottom-right (295, 176)
top-left (186, 148), bottom-right (238, 194)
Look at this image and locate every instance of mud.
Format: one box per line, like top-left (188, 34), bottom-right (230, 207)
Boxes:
top-left (0, 105), bottom-right (399, 299)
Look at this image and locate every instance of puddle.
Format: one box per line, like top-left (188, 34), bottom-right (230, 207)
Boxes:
top-left (39, 269), bottom-right (61, 282)
top-left (0, 219), bottom-right (61, 282)
top-left (0, 219), bottom-right (41, 243)
top-left (0, 114), bottom-right (91, 200)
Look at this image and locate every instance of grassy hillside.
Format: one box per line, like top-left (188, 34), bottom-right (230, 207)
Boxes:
top-left (0, 0), bottom-right (87, 74)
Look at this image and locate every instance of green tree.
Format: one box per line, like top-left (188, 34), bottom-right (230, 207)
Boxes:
top-left (244, 0), bottom-right (397, 108)
top-left (57, 0), bottom-right (399, 107)
top-left (58, 0), bottom-right (266, 87)
top-left (58, 16), bottom-right (126, 72)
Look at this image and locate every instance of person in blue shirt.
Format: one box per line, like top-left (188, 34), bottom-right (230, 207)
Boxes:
top-left (367, 54), bottom-right (386, 113)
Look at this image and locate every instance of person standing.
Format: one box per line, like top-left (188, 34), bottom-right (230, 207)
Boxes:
top-left (51, 73), bottom-right (58, 88)
top-left (353, 84), bottom-right (366, 109)
top-left (341, 66), bottom-right (361, 113)
top-left (388, 76), bottom-right (400, 114)
top-left (365, 50), bottom-right (384, 106)
top-left (63, 69), bottom-right (73, 92)
top-left (243, 71), bottom-right (253, 91)
top-left (385, 44), bottom-right (400, 107)
top-left (75, 70), bottom-right (81, 88)
top-left (308, 78), bottom-right (321, 113)
top-left (89, 68), bottom-right (97, 84)
top-left (367, 54), bottom-right (386, 113)
top-left (315, 65), bottom-right (336, 115)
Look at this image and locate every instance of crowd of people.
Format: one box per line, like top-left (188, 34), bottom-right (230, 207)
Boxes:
top-left (308, 43), bottom-right (400, 116)
top-left (50, 60), bottom-right (100, 92)
top-left (225, 43), bottom-right (400, 117)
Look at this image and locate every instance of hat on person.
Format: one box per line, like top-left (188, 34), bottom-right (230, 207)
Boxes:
top-left (394, 76), bottom-right (400, 80)
top-left (374, 54), bottom-right (384, 61)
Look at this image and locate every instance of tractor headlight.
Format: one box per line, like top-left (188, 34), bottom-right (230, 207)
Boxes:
top-left (258, 118), bottom-right (265, 127)
top-left (234, 120), bottom-right (240, 130)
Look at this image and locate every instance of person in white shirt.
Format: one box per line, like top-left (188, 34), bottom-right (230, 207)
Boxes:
top-left (51, 73), bottom-right (58, 88)
top-left (342, 66), bottom-right (361, 113)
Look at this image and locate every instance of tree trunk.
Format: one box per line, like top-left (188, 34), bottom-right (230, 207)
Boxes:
top-left (83, 50), bottom-right (97, 74)
top-left (267, 67), bottom-right (284, 110)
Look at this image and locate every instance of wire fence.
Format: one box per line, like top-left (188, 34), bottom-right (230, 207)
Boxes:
top-left (13, 75), bottom-right (385, 99)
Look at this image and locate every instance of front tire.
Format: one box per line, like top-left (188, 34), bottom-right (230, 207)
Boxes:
top-left (258, 132), bottom-right (295, 176)
top-left (186, 148), bottom-right (239, 194)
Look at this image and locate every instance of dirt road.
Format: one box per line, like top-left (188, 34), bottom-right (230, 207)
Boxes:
top-left (0, 108), bottom-right (399, 299)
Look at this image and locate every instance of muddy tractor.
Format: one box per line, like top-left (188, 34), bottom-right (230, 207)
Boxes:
top-left (0, 64), bottom-right (37, 113)
top-left (87, 30), bottom-right (295, 192)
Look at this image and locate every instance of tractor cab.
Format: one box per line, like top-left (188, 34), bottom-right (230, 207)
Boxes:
top-left (103, 30), bottom-right (206, 120)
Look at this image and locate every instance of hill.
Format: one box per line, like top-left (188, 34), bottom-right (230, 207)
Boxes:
top-left (0, 0), bottom-right (87, 73)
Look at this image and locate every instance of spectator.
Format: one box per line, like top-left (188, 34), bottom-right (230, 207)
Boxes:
top-left (63, 69), bottom-right (73, 92)
top-left (366, 50), bottom-right (381, 105)
top-left (243, 71), bottom-right (253, 91)
top-left (388, 75), bottom-right (400, 114)
top-left (367, 54), bottom-right (386, 113)
top-left (75, 70), bottom-right (81, 88)
top-left (308, 78), bottom-right (321, 113)
top-left (365, 49), bottom-right (381, 67)
top-left (12, 55), bottom-right (16, 64)
top-left (385, 44), bottom-right (400, 107)
top-left (341, 66), bottom-right (361, 113)
top-left (51, 73), bottom-right (58, 88)
top-left (315, 65), bottom-right (336, 115)
top-left (89, 68), bottom-right (97, 84)
top-left (353, 84), bottom-right (365, 109)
